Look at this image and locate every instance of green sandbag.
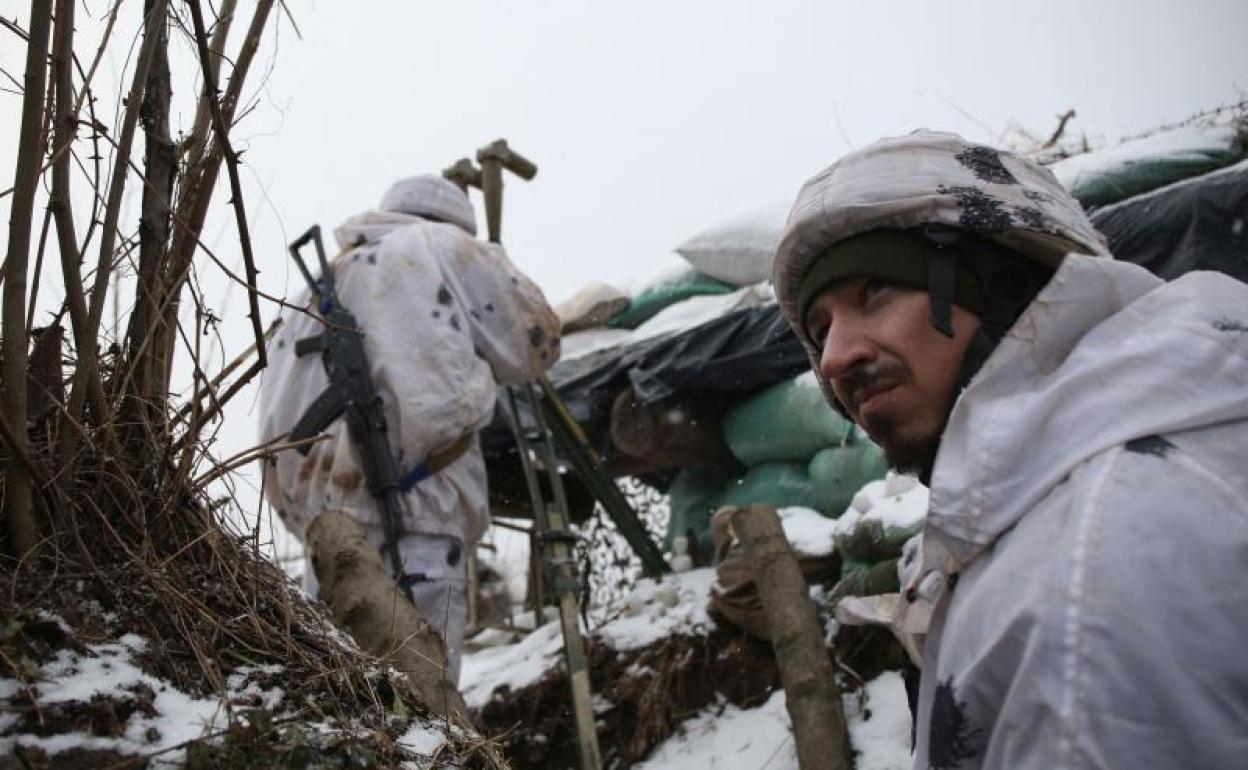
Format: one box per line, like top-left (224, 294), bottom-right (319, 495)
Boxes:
top-left (1058, 125), bottom-right (1245, 208)
top-left (808, 443), bottom-right (889, 518)
top-left (665, 464), bottom-right (733, 556)
top-left (607, 267), bottom-right (735, 329)
top-left (824, 557), bottom-right (901, 613)
top-left (722, 375), bottom-right (855, 466)
top-left (835, 517), bottom-right (924, 576)
top-left (719, 462), bottom-right (820, 513)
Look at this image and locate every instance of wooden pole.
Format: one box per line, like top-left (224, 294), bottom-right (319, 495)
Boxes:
top-left (729, 504), bottom-right (852, 770)
top-left (307, 512), bottom-right (470, 725)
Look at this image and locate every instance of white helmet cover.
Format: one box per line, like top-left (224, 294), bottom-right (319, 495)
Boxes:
top-left (379, 174), bottom-right (478, 236)
top-left (772, 130), bottom-right (1110, 412)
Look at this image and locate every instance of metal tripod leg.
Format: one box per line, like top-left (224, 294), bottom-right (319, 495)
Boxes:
top-left (535, 377), bottom-right (669, 577)
top-left (502, 383), bottom-right (603, 770)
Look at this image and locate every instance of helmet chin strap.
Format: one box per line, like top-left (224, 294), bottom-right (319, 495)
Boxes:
top-left (918, 229), bottom-right (1056, 483)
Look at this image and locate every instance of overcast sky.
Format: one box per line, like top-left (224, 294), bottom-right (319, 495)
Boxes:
top-left (2, 0), bottom-right (1246, 549)
top-left (252, 0), bottom-right (1247, 304)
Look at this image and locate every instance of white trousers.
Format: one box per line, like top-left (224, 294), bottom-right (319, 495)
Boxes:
top-left (304, 524), bottom-right (468, 684)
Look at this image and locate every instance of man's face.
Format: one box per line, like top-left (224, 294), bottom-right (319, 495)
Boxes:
top-left (804, 277), bottom-right (982, 475)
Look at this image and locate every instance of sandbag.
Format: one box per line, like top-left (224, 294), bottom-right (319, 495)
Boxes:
top-left (675, 198), bottom-right (791, 286)
top-left (719, 462), bottom-right (821, 512)
top-left (555, 281), bottom-right (630, 333)
top-left (607, 259), bottom-right (735, 330)
top-left (665, 464), bottom-right (734, 556)
top-left (722, 373), bottom-right (855, 465)
top-left (610, 388), bottom-right (735, 470)
top-left (834, 518), bottom-right (924, 575)
top-left (1051, 123), bottom-right (1245, 209)
top-left (824, 557), bottom-right (901, 613)
top-left (833, 475), bottom-right (928, 575)
top-left (807, 443), bottom-right (889, 518)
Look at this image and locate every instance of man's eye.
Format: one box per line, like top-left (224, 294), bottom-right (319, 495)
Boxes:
top-left (862, 278), bottom-right (887, 302)
top-left (807, 320), bottom-right (829, 347)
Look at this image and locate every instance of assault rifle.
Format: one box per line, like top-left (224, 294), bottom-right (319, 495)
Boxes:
top-left (286, 225), bottom-right (412, 599)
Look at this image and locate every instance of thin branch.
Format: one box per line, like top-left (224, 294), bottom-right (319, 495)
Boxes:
top-left (168, 358), bottom-right (264, 455)
top-left (0, 15), bottom-right (30, 41)
top-left (183, 0), bottom-right (237, 163)
top-left (0, 408), bottom-right (59, 517)
top-left (186, 0), bottom-right (267, 368)
top-left (50, 0), bottom-right (113, 455)
top-left (192, 434), bottom-right (325, 491)
top-left (0, 64), bottom-right (22, 91)
top-left (173, 317), bottom-right (280, 426)
top-left (24, 205), bottom-right (53, 331)
top-left (73, 0), bottom-right (124, 112)
top-left (1042, 108), bottom-right (1078, 149)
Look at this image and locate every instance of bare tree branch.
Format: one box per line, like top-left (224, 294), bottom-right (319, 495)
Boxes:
top-left (1042, 108), bottom-right (1078, 149)
top-left (173, 317), bottom-right (280, 428)
top-left (124, 0), bottom-right (179, 443)
top-left (63, 0), bottom-right (170, 451)
top-left (73, 0), bottom-right (124, 112)
top-left (146, 0), bottom-right (275, 396)
top-left (183, 0), bottom-right (238, 163)
top-left (24, 206), bottom-right (53, 331)
top-left (186, 0), bottom-right (267, 369)
top-left (3, 0), bottom-right (54, 557)
top-left (50, 0), bottom-right (114, 454)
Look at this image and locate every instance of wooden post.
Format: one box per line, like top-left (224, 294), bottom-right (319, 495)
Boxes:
top-left (729, 504), bottom-right (852, 770)
top-left (307, 512), bottom-right (470, 724)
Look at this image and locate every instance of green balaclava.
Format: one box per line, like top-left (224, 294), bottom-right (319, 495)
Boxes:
top-left (795, 225), bottom-right (1057, 406)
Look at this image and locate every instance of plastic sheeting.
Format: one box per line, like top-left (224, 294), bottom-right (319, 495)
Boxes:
top-left (1092, 159), bottom-right (1248, 282)
top-left (481, 303), bottom-right (808, 454)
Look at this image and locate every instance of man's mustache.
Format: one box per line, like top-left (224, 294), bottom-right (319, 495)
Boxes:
top-left (837, 361), bottom-right (904, 413)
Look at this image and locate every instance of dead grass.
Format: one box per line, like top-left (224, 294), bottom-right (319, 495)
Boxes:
top-left (0, 428), bottom-right (510, 768)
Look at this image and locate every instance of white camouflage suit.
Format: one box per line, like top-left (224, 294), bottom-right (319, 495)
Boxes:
top-left (775, 132), bottom-right (1248, 769)
top-left (260, 175), bottom-right (560, 682)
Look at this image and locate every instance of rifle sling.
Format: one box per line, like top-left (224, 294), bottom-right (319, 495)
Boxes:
top-left (397, 432), bottom-right (475, 492)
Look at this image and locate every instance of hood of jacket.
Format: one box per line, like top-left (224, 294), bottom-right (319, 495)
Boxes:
top-left (922, 253), bottom-right (1248, 576)
top-left (333, 210), bottom-right (439, 250)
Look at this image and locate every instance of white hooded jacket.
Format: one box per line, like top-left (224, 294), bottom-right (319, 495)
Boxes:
top-left (911, 253), bottom-right (1248, 769)
top-left (259, 207), bottom-right (559, 548)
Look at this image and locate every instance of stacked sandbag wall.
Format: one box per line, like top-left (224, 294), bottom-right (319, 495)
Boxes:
top-left (665, 371), bottom-right (889, 557)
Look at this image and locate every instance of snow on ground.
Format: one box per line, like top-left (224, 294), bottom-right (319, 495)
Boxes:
top-left (0, 629), bottom-right (453, 766)
top-left (777, 506), bottom-right (838, 557)
top-left (3, 633), bottom-right (231, 761)
top-left (635, 671), bottom-right (913, 770)
top-left (596, 567), bottom-right (716, 651)
top-left (460, 614), bottom-right (568, 709)
top-left (835, 473), bottom-right (928, 535)
top-left (461, 568), bottom-right (716, 709)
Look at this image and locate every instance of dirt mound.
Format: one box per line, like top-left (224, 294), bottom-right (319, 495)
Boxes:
top-left (472, 616), bottom-right (908, 768)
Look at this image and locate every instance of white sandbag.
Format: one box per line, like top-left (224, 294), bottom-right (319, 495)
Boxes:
top-left (630, 282), bottom-right (773, 343)
top-left (558, 327), bottom-right (633, 361)
top-left (554, 281), bottom-right (630, 333)
top-left (674, 198), bottom-right (792, 286)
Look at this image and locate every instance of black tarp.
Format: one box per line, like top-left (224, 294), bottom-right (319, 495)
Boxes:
top-left (1092, 160), bottom-right (1248, 282)
top-left (481, 304), bottom-right (808, 454)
